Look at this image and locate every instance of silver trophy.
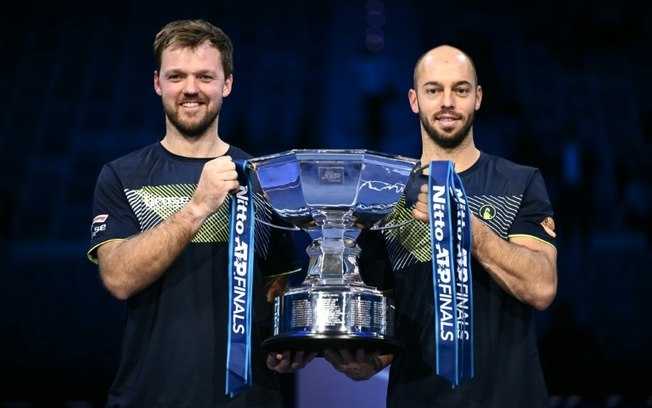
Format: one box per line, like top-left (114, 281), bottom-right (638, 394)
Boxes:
top-left (247, 149), bottom-right (418, 354)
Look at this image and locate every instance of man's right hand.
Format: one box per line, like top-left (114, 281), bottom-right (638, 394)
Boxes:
top-left (266, 350), bottom-right (318, 373)
top-left (189, 155), bottom-right (240, 218)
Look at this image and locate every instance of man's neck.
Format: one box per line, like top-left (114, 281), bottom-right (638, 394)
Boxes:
top-left (161, 130), bottom-right (229, 159)
top-left (420, 135), bottom-right (480, 173)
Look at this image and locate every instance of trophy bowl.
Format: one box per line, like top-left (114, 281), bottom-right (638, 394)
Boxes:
top-left (247, 149), bottom-right (418, 355)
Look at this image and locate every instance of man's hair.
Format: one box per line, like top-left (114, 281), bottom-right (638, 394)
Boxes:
top-left (153, 19), bottom-right (233, 78)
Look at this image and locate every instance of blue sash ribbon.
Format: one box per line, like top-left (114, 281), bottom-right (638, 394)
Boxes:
top-left (225, 160), bottom-right (255, 395)
top-left (428, 161), bottom-right (474, 388)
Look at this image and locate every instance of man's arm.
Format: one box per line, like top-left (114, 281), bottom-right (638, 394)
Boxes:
top-left (470, 216), bottom-right (557, 310)
top-left (97, 156), bottom-right (239, 300)
top-left (412, 183), bottom-right (557, 311)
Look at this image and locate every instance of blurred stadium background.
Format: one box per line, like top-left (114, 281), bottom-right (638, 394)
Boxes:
top-left (1, 1), bottom-right (650, 407)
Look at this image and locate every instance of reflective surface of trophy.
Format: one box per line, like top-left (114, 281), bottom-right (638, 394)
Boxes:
top-left (248, 149), bottom-right (418, 354)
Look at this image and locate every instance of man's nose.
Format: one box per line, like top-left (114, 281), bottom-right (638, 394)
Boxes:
top-left (182, 77), bottom-right (199, 94)
top-left (441, 91), bottom-right (454, 108)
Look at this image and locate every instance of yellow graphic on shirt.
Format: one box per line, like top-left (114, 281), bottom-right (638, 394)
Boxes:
top-left (127, 184), bottom-right (231, 243)
top-left (384, 196), bottom-right (433, 264)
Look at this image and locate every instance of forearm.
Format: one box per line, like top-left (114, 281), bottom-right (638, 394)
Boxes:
top-left (471, 216), bottom-right (557, 310)
top-left (98, 203), bottom-right (208, 300)
top-left (375, 354), bottom-right (393, 372)
top-left (264, 275), bottom-right (288, 303)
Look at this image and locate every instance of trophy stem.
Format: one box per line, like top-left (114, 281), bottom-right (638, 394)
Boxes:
top-left (303, 208), bottom-right (363, 286)
top-left (305, 237), bottom-right (362, 286)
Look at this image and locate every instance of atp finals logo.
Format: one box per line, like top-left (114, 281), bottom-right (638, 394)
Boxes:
top-left (478, 204), bottom-right (497, 221)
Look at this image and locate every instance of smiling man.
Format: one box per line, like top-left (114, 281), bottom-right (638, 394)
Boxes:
top-left (87, 19), bottom-right (302, 408)
top-left (319, 45), bottom-right (558, 408)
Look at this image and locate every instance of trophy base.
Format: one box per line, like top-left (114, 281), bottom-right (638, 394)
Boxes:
top-left (262, 333), bottom-right (404, 356)
top-left (265, 284), bottom-right (402, 356)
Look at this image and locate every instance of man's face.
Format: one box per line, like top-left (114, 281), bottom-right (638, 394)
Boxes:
top-left (408, 50), bottom-right (482, 148)
top-left (154, 40), bottom-right (232, 138)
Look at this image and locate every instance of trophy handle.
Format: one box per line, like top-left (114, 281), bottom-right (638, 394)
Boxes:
top-left (370, 218), bottom-right (415, 231)
top-left (369, 161), bottom-right (422, 231)
top-left (254, 217), bottom-right (301, 231)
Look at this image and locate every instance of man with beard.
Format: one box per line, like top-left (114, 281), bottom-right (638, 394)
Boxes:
top-left (286, 45), bottom-right (558, 407)
top-left (87, 19), bottom-right (303, 407)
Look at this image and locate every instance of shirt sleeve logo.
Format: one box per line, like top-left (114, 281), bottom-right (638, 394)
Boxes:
top-left (478, 204), bottom-right (497, 221)
top-left (540, 216), bottom-right (556, 238)
top-left (91, 214), bottom-right (109, 238)
top-left (92, 214), bottom-right (108, 224)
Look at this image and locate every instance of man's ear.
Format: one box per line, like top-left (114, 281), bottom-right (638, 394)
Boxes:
top-left (223, 74), bottom-right (233, 97)
top-left (154, 70), bottom-right (162, 96)
top-left (475, 85), bottom-right (482, 111)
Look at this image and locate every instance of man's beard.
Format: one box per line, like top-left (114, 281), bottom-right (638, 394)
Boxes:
top-left (421, 109), bottom-right (475, 149)
top-left (163, 99), bottom-right (221, 138)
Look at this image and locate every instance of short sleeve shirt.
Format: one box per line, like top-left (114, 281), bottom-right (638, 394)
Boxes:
top-left (88, 143), bottom-right (301, 408)
top-left (360, 152), bottom-right (556, 408)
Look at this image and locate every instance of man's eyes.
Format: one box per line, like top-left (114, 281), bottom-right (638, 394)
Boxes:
top-left (166, 74), bottom-right (215, 82)
top-left (425, 87), bottom-right (470, 95)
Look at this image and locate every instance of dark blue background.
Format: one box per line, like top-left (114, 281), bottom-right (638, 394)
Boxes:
top-left (1, 1), bottom-right (651, 407)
